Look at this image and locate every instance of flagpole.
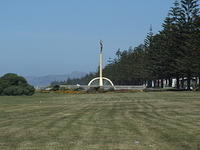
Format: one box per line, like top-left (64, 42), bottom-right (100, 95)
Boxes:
top-left (99, 40), bottom-right (103, 87)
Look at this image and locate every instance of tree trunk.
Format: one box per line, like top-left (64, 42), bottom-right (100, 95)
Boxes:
top-left (157, 80), bottom-right (160, 88)
top-left (147, 80), bottom-right (152, 88)
top-left (153, 80), bottom-right (156, 88)
top-left (176, 76), bottom-right (180, 89)
top-left (161, 78), bottom-right (164, 88)
top-left (195, 77), bottom-right (198, 88)
top-left (181, 76), bottom-right (184, 89)
top-left (151, 80), bottom-right (154, 88)
top-left (199, 76), bottom-right (200, 88)
top-left (187, 74), bottom-right (191, 91)
top-left (155, 80), bottom-right (158, 88)
top-left (169, 78), bottom-right (172, 87)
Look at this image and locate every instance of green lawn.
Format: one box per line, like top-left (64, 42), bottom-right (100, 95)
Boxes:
top-left (0, 92), bottom-right (200, 150)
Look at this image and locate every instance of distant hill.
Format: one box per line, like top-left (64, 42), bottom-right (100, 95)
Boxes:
top-left (25, 71), bottom-right (86, 87)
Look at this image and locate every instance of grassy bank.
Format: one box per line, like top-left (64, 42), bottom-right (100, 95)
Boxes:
top-left (0, 92), bottom-right (200, 150)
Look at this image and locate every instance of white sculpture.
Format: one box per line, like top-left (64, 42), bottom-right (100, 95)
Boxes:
top-left (88, 41), bottom-right (114, 87)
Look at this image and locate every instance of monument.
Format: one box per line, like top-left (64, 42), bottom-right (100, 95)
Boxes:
top-left (88, 41), bottom-right (114, 87)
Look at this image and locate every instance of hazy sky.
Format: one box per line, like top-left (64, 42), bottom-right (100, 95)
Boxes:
top-left (0, 0), bottom-right (174, 76)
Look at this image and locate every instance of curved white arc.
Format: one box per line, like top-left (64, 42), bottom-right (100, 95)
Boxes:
top-left (102, 77), bottom-right (114, 87)
top-left (88, 77), bottom-right (114, 87)
top-left (88, 77), bottom-right (100, 86)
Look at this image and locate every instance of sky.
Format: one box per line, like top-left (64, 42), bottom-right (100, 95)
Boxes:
top-left (0, 0), bottom-right (174, 76)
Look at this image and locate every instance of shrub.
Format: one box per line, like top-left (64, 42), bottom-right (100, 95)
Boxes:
top-left (51, 85), bottom-right (60, 91)
top-left (87, 86), bottom-right (107, 93)
top-left (0, 87), bottom-right (3, 95)
top-left (0, 73), bottom-right (35, 96)
top-left (23, 85), bottom-right (35, 95)
top-left (3, 86), bottom-right (23, 96)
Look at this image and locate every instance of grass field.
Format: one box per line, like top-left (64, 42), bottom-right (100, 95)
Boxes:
top-left (0, 92), bottom-right (200, 150)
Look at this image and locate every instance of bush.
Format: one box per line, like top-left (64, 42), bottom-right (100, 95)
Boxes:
top-left (3, 86), bottom-right (23, 96)
top-left (0, 87), bottom-right (3, 95)
top-left (51, 85), bottom-right (60, 91)
top-left (0, 73), bottom-right (35, 96)
top-left (87, 86), bottom-right (108, 93)
top-left (87, 87), bottom-right (100, 93)
top-left (194, 85), bottom-right (200, 91)
top-left (23, 85), bottom-right (35, 95)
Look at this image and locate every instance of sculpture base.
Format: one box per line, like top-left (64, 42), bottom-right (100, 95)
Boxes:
top-left (87, 86), bottom-right (114, 93)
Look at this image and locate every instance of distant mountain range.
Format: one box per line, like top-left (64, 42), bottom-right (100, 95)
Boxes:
top-left (25, 71), bottom-right (86, 87)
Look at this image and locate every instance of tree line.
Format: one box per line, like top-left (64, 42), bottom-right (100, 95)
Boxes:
top-left (54, 0), bottom-right (200, 90)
